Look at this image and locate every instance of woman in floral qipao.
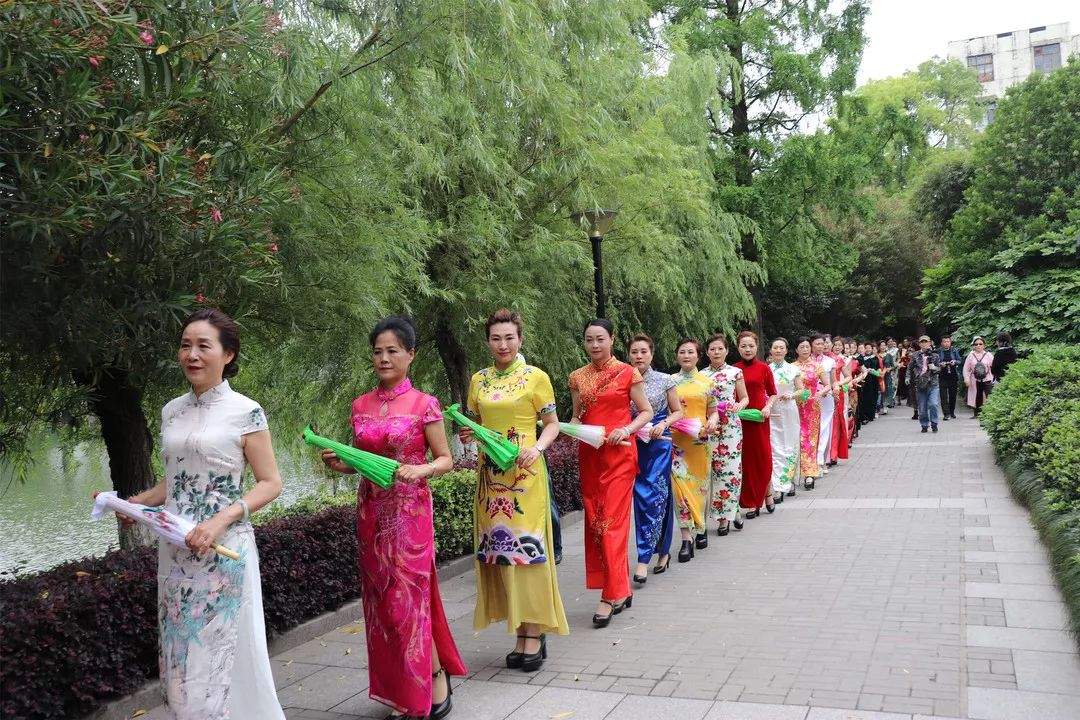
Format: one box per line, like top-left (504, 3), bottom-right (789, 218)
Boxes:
top-left (121, 309), bottom-right (285, 720)
top-left (701, 335), bottom-right (748, 537)
top-left (459, 309), bottom-right (568, 674)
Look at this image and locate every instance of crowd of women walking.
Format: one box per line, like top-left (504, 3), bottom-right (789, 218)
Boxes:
top-left (131, 308), bottom-right (996, 720)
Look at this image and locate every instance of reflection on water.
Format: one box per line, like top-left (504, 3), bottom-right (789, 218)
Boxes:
top-left (0, 440), bottom-right (335, 577)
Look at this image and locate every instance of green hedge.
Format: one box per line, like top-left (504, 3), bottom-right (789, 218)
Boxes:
top-left (255, 469), bottom-right (477, 563)
top-left (980, 344), bottom-right (1080, 642)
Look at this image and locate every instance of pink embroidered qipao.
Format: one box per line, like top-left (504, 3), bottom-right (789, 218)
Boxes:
top-left (351, 379), bottom-right (466, 716)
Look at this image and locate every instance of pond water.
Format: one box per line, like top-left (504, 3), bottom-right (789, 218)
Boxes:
top-left (0, 440), bottom-right (336, 578)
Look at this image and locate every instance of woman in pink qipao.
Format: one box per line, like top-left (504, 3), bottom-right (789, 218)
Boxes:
top-left (322, 316), bottom-right (465, 720)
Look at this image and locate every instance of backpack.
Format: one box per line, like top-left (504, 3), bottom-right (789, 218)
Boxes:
top-left (972, 354), bottom-right (989, 381)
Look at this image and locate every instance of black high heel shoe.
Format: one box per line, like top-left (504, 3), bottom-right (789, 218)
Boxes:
top-left (733, 517), bottom-right (744, 530)
top-left (804, 477), bottom-right (816, 490)
top-left (717, 521), bottom-right (730, 537)
top-left (430, 667), bottom-right (453, 720)
top-left (786, 488), bottom-right (796, 497)
top-left (745, 509), bottom-right (759, 519)
top-left (765, 501), bottom-right (775, 513)
top-left (520, 634), bottom-right (547, 672)
top-left (613, 594), bottom-right (633, 613)
top-left (506, 635), bottom-right (527, 669)
top-left (677, 539), bottom-right (694, 563)
top-left (633, 570), bottom-right (648, 585)
top-left (653, 554), bottom-right (671, 574)
top-left (593, 599), bottom-right (615, 627)
top-left (775, 492), bottom-right (784, 504)
top-left (694, 532), bottom-right (708, 550)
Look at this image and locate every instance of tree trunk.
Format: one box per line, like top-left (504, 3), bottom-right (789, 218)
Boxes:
top-left (433, 316), bottom-right (470, 408)
top-left (77, 366), bottom-right (157, 549)
top-left (725, 0), bottom-right (763, 337)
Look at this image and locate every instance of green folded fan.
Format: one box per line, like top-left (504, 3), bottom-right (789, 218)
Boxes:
top-left (302, 426), bottom-right (397, 488)
top-left (445, 403), bottom-right (520, 472)
top-left (736, 408), bottom-right (765, 423)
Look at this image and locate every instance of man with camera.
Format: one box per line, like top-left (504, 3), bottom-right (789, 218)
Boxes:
top-left (937, 335), bottom-right (962, 420)
top-left (907, 335), bottom-right (942, 433)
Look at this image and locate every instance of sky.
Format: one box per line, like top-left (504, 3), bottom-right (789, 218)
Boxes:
top-left (858, 0), bottom-right (1080, 84)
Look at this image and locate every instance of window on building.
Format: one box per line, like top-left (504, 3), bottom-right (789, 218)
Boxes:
top-left (967, 54), bottom-right (994, 82)
top-left (1033, 43), bottom-right (1061, 73)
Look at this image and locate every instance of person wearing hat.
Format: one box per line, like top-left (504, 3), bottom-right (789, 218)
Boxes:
top-left (906, 335), bottom-right (942, 433)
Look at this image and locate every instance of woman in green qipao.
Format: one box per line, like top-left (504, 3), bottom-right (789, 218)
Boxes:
top-left (460, 309), bottom-right (568, 674)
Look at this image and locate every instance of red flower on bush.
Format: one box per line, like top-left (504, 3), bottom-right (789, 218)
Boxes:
top-left (209, 207), bottom-right (222, 223)
top-left (268, 243), bottom-right (279, 253)
top-left (194, 292), bottom-right (207, 304)
top-left (139, 30), bottom-right (155, 46)
top-left (88, 56), bottom-right (103, 68)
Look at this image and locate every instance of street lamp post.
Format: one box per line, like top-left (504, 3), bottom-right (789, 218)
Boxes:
top-left (571, 209), bottom-right (618, 319)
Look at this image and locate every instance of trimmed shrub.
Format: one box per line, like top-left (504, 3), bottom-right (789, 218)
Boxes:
top-left (980, 345), bottom-right (1080, 644)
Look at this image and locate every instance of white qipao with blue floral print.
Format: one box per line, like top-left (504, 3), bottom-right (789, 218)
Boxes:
top-left (158, 380), bottom-right (284, 720)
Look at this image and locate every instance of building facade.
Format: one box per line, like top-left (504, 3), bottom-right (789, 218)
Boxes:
top-left (947, 22), bottom-right (1079, 125)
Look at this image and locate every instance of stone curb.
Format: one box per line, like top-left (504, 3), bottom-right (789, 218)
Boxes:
top-left (86, 509), bottom-right (583, 720)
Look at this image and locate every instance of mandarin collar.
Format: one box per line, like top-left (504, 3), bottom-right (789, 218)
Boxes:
top-left (190, 379), bottom-right (231, 407)
top-left (376, 377), bottom-right (413, 403)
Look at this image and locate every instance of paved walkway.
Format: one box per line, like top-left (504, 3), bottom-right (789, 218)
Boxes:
top-left (143, 411), bottom-right (1079, 720)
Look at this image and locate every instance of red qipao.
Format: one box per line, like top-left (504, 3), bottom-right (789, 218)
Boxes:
top-left (734, 357), bottom-right (776, 510)
top-left (829, 353), bottom-right (849, 461)
top-left (351, 379), bottom-right (466, 716)
top-left (570, 358), bottom-right (641, 602)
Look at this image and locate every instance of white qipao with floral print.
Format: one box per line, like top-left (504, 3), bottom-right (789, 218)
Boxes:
top-left (158, 380), bottom-right (283, 720)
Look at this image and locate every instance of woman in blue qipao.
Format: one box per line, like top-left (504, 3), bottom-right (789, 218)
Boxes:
top-left (627, 334), bottom-right (684, 583)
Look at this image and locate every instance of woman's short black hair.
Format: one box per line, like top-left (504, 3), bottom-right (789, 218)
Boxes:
top-left (583, 318), bottom-right (614, 337)
top-left (370, 315), bottom-right (417, 351)
top-left (796, 335), bottom-right (811, 348)
top-left (181, 308), bottom-right (240, 378)
top-left (675, 337), bottom-right (702, 357)
top-left (997, 331), bottom-right (1012, 345)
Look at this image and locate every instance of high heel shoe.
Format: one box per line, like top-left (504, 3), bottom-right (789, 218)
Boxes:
top-left (775, 493), bottom-right (784, 504)
top-left (717, 521), bottom-right (730, 537)
top-left (593, 600), bottom-right (615, 627)
top-left (613, 594), bottom-right (632, 613)
top-left (677, 539), bottom-right (694, 563)
top-left (653, 554), bottom-right (671, 574)
top-left (520, 634), bottom-right (547, 672)
top-left (429, 667), bottom-right (453, 720)
top-left (787, 488), bottom-right (796, 497)
top-left (633, 570), bottom-right (648, 585)
top-left (505, 635), bottom-right (527, 669)
top-left (803, 477), bottom-right (816, 490)
top-left (694, 532), bottom-right (708, 550)
top-left (765, 501), bottom-right (775, 513)
top-left (733, 517), bottom-right (744, 530)
top-left (745, 509), bottom-right (759, 519)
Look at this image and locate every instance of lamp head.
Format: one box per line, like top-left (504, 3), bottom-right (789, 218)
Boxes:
top-left (571, 208), bottom-right (618, 238)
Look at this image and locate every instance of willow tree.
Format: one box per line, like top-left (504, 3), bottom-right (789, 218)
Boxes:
top-left (344, 0), bottom-right (755, 403)
top-left (0, 1), bottom-right (395, 539)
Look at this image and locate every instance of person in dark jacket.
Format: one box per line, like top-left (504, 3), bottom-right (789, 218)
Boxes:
top-left (991, 332), bottom-right (1019, 383)
top-left (907, 335), bottom-right (942, 433)
top-left (937, 335), bottom-right (962, 420)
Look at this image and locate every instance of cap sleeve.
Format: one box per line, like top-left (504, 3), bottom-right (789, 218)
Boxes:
top-left (568, 368), bottom-right (580, 392)
top-left (531, 369), bottom-right (557, 416)
top-left (629, 366), bottom-right (643, 384)
top-left (466, 372), bottom-right (481, 417)
top-left (422, 395), bottom-right (443, 425)
top-left (764, 365), bottom-right (778, 396)
top-left (240, 405), bottom-right (269, 436)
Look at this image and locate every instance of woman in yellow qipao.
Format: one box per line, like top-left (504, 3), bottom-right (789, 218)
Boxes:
top-left (670, 339), bottom-right (719, 563)
top-left (462, 309), bottom-right (568, 674)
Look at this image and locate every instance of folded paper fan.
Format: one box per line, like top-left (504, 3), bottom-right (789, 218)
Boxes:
top-left (91, 492), bottom-right (240, 560)
top-left (670, 417), bottom-right (702, 437)
top-left (635, 423), bottom-right (653, 443)
top-left (554, 421), bottom-right (607, 449)
top-left (302, 425), bottom-right (397, 488)
top-left (445, 404), bottom-right (519, 472)
top-left (737, 408), bottom-right (765, 423)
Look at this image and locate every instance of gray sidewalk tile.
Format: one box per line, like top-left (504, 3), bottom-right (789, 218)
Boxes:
top-left (968, 687), bottom-right (1080, 719)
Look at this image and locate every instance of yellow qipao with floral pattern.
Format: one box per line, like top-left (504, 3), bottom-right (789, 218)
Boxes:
top-left (467, 358), bottom-right (569, 635)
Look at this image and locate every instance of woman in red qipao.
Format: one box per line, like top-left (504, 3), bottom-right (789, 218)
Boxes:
top-left (829, 337), bottom-right (850, 462)
top-left (569, 319), bottom-right (654, 629)
top-left (733, 330), bottom-right (778, 518)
